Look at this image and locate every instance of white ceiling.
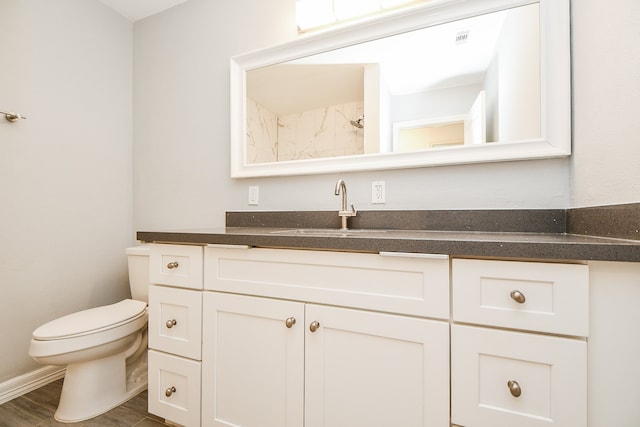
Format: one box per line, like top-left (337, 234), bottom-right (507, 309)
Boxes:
top-left (98, 0), bottom-right (187, 21)
top-left (249, 7), bottom-right (519, 115)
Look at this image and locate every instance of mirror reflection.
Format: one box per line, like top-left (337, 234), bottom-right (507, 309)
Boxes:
top-left (246, 3), bottom-right (540, 164)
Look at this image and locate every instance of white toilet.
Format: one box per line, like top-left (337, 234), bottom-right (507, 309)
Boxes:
top-left (29, 246), bottom-right (150, 423)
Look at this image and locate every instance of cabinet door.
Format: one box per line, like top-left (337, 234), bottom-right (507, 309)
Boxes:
top-left (304, 304), bottom-right (450, 427)
top-left (451, 324), bottom-right (587, 427)
top-left (202, 292), bottom-right (304, 427)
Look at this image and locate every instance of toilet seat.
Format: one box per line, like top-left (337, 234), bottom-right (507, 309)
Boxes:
top-left (33, 299), bottom-right (147, 340)
top-left (29, 299), bottom-right (148, 359)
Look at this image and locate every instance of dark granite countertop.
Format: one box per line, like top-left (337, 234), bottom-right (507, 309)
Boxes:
top-left (137, 226), bottom-right (640, 262)
top-left (137, 207), bottom-right (640, 262)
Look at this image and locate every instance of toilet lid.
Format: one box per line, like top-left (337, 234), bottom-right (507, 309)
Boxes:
top-left (33, 299), bottom-right (147, 340)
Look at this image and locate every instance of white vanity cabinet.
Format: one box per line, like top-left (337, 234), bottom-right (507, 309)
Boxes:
top-left (148, 244), bottom-right (204, 427)
top-left (451, 259), bottom-right (589, 427)
top-left (144, 242), bottom-right (626, 427)
top-left (201, 246), bottom-right (451, 427)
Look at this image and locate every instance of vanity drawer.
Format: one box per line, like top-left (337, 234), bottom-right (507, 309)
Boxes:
top-left (149, 285), bottom-right (202, 359)
top-left (205, 247), bottom-right (450, 319)
top-left (451, 324), bottom-right (586, 427)
top-left (452, 259), bottom-right (589, 336)
top-left (149, 243), bottom-right (203, 289)
top-left (148, 350), bottom-right (201, 427)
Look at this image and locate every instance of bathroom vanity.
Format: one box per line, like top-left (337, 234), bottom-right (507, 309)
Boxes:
top-left (138, 0), bottom-right (638, 422)
top-left (140, 209), bottom-right (640, 427)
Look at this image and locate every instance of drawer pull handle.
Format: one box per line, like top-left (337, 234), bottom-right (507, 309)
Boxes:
top-left (510, 290), bottom-right (526, 304)
top-left (285, 317), bottom-right (296, 328)
top-left (165, 386), bottom-right (176, 397)
top-left (309, 321), bottom-right (320, 333)
top-left (507, 380), bottom-right (522, 397)
top-left (165, 319), bottom-right (177, 328)
top-left (167, 261), bottom-right (179, 269)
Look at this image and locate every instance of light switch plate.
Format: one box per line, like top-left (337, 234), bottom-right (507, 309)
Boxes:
top-left (248, 186), bottom-right (259, 205)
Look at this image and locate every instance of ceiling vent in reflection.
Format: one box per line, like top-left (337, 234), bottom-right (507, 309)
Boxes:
top-left (455, 30), bottom-right (470, 44)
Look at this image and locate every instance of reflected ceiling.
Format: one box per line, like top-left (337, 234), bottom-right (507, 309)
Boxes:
top-left (98, 0), bottom-right (188, 21)
top-left (292, 9), bottom-right (508, 95)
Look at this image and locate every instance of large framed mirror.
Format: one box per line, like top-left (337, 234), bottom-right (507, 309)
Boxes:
top-left (230, 0), bottom-right (570, 178)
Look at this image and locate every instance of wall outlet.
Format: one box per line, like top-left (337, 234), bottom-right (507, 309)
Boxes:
top-left (372, 181), bottom-right (386, 204)
top-left (248, 186), bottom-right (259, 205)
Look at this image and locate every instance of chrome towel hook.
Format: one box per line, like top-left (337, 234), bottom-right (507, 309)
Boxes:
top-left (1, 111), bottom-right (27, 122)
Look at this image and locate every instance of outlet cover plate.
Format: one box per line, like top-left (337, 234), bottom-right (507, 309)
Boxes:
top-left (372, 181), bottom-right (385, 204)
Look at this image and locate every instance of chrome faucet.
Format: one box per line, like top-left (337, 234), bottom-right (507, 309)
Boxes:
top-left (334, 179), bottom-right (357, 230)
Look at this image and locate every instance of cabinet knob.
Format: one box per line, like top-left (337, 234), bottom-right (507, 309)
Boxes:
top-left (285, 317), bottom-right (296, 328)
top-left (165, 386), bottom-right (176, 397)
top-left (309, 321), bottom-right (320, 333)
top-left (510, 290), bottom-right (526, 304)
top-left (167, 261), bottom-right (179, 269)
top-left (507, 380), bottom-right (522, 397)
top-left (165, 319), bottom-right (177, 329)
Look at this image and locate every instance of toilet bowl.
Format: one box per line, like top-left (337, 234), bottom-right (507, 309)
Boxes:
top-left (28, 246), bottom-right (150, 423)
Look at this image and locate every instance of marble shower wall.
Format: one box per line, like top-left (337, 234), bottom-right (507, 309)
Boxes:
top-left (247, 98), bottom-right (364, 163)
top-left (246, 98), bottom-right (278, 163)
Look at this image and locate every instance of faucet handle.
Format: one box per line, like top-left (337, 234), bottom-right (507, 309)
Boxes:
top-left (339, 204), bottom-right (357, 218)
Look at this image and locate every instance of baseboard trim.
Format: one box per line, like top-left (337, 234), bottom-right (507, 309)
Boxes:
top-left (0, 366), bottom-right (65, 405)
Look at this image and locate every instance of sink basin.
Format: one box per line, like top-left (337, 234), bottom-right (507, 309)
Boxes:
top-left (269, 228), bottom-right (387, 237)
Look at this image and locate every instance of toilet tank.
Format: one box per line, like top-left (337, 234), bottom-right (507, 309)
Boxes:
top-left (126, 246), bottom-right (150, 302)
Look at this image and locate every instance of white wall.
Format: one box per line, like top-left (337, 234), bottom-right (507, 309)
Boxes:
top-left (570, 0), bottom-right (640, 207)
top-left (390, 84), bottom-right (482, 126)
top-left (133, 0), bottom-right (298, 231)
top-left (0, 1), bottom-right (133, 382)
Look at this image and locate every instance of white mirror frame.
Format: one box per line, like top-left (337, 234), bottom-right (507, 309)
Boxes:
top-left (230, 0), bottom-right (570, 178)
